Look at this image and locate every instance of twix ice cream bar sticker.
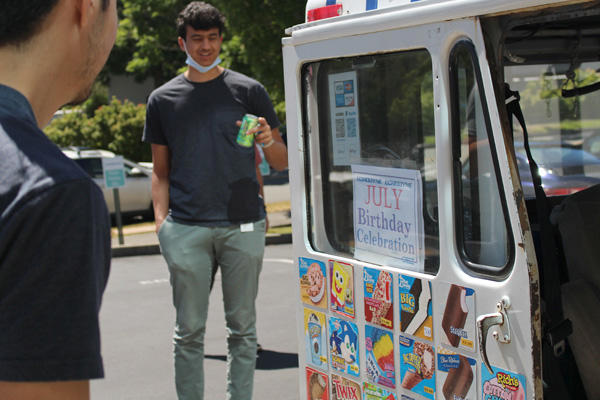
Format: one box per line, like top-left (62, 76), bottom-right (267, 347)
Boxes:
top-left (481, 365), bottom-right (526, 400)
top-left (399, 335), bottom-right (436, 400)
top-left (364, 267), bottom-right (394, 329)
top-left (306, 367), bottom-right (329, 400)
top-left (438, 283), bottom-right (476, 351)
top-left (436, 349), bottom-right (476, 400)
top-left (303, 308), bottom-right (328, 370)
top-left (329, 260), bottom-right (355, 318)
top-left (300, 258), bottom-right (327, 309)
top-left (398, 275), bottom-right (432, 340)
top-left (330, 374), bottom-right (361, 400)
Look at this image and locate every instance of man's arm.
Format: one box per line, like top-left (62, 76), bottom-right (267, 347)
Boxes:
top-left (151, 144), bottom-right (171, 232)
top-left (253, 118), bottom-right (288, 171)
top-left (0, 380), bottom-right (89, 400)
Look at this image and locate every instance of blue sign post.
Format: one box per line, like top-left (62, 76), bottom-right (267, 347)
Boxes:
top-left (102, 157), bottom-right (126, 244)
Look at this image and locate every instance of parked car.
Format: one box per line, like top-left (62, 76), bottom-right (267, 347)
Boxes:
top-left (62, 147), bottom-right (153, 219)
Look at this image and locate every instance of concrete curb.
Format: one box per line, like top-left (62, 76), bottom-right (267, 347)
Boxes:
top-left (111, 233), bottom-right (292, 258)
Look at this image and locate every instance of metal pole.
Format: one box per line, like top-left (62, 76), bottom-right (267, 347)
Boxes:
top-left (113, 188), bottom-right (124, 245)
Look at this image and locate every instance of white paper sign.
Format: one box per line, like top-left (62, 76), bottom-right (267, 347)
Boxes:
top-left (328, 71), bottom-right (360, 166)
top-left (352, 164), bottom-right (424, 272)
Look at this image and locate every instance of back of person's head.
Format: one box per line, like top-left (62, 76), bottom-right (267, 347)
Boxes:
top-left (0, 0), bottom-right (110, 47)
top-left (177, 1), bottom-right (226, 39)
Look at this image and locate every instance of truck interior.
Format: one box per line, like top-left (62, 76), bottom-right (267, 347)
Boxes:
top-left (481, 2), bottom-right (600, 398)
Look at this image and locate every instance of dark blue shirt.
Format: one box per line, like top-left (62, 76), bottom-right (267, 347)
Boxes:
top-left (143, 70), bottom-right (280, 225)
top-left (0, 84), bottom-right (111, 381)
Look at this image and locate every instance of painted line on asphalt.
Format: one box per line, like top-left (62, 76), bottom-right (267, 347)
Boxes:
top-left (263, 258), bottom-right (294, 264)
top-left (139, 278), bottom-right (169, 285)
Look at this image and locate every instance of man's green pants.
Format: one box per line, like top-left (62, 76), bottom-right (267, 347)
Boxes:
top-left (158, 217), bottom-right (266, 400)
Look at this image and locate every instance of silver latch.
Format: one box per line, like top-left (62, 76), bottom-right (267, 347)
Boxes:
top-left (476, 296), bottom-right (511, 374)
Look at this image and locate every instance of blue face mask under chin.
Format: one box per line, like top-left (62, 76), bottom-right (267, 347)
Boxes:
top-left (182, 41), bottom-right (222, 73)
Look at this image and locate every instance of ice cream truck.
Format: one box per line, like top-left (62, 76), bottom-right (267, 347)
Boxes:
top-left (282, 0), bottom-right (600, 399)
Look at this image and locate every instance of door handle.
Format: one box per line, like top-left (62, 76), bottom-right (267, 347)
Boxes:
top-left (476, 297), bottom-right (511, 374)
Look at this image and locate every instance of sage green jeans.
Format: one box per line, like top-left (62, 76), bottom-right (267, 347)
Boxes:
top-left (158, 217), bottom-right (266, 400)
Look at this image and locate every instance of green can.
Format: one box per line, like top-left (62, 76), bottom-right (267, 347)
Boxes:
top-left (236, 114), bottom-right (259, 147)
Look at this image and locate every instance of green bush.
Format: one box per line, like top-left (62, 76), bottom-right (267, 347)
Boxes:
top-left (45, 97), bottom-right (150, 162)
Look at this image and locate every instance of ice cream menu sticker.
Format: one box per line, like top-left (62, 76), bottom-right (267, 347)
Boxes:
top-left (328, 71), bottom-right (360, 167)
top-left (481, 365), bottom-right (526, 400)
top-left (399, 335), bottom-right (436, 400)
top-left (300, 257), bottom-right (327, 309)
top-left (328, 317), bottom-right (360, 377)
top-left (306, 367), bottom-right (329, 400)
top-left (330, 374), bottom-right (361, 400)
top-left (437, 350), bottom-right (476, 400)
top-left (365, 325), bottom-right (395, 389)
top-left (398, 275), bottom-right (433, 341)
top-left (363, 383), bottom-right (398, 400)
top-left (363, 267), bottom-right (394, 329)
top-left (330, 260), bottom-right (355, 318)
top-left (303, 308), bottom-right (328, 370)
top-left (439, 283), bottom-right (476, 352)
top-left (352, 165), bottom-right (424, 272)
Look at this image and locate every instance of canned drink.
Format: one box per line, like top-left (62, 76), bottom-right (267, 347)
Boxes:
top-left (236, 114), bottom-right (259, 147)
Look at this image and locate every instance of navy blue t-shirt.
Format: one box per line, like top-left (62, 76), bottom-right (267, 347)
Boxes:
top-left (0, 85), bottom-right (111, 381)
top-left (143, 69), bottom-right (280, 225)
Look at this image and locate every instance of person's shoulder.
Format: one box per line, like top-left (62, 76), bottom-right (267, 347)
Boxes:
top-left (223, 69), bottom-right (264, 89)
top-left (148, 74), bottom-right (189, 102)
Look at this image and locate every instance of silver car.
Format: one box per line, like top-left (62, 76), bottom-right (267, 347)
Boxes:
top-left (62, 148), bottom-right (153, 219)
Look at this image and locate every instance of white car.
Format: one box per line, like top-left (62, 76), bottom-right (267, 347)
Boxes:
top-left (62, 148), bottom-right (153, 219)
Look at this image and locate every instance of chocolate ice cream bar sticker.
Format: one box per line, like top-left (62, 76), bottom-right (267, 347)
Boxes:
top-left (364, 267), bottom-right (394, 329)
top-left (439, 283), bottom-right (476, 351)
top-left (300, 258), bottom-right (328, 309)
top-left (329, 260), bottom-right (355, 318)
top-left (328, 316), bottom-right (360, 377)
top-left (330, 374), bottom-right (361, 400)
top-left (365, 325), bottom-right (395, 389)
top-left (398, 274), bottom-right (433, 340)
top-left (303, 308), bottom-right (328, 370)
top-left (399, 335), bottom-right (436, 400)
top-left (306, 367), bottom-right (329, 400)
top-left (363, 382), bottom-right (398, 400)
top-left (481, 365), bottom-right (526, 400)
top-left (436, 349), bottom-right (476, 400)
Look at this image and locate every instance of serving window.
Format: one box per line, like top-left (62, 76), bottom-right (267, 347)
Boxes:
top-left (301, 49), bottom-right (439, 274)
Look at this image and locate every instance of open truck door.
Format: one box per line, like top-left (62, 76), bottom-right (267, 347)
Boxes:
top-left (283, 1), bottom-right (600, 399)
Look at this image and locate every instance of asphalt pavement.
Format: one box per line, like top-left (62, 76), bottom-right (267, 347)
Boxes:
top-left (92, 244), bottom-right (300, 399)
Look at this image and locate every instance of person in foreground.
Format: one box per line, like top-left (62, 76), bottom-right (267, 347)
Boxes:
top-left (143, 2), bottom-right (287, 399)
top-left (0, 0), bottom-right (117, 399)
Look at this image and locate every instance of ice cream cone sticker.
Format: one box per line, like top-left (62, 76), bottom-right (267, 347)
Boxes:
top-left (399, 335), bottom-right (435, 400)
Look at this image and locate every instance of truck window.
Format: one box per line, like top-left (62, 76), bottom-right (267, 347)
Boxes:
top-left (302, 49), bottom-right (439, 274)
top-left (450, 40), bottom-right (511, 272)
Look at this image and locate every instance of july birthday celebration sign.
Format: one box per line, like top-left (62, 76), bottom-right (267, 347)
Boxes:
top-left (352, 165), bottom-right (424, 272)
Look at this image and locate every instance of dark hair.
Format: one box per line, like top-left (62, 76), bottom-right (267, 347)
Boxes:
top-left (0, 0), bottom-right (110, 47)
top-left (177, 2), bottom-right (226, 40)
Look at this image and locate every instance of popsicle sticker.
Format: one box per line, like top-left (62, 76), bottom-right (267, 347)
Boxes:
top-left (329, 260), bottom-right (355, 318)
top-left (439, 283), bottom-right (476, 351)
top-left (365, 325), bottom-right (395, 389)
top-left (299, 258), bottom-right (327, 309)
top-left (436, 349), bottom-right (476, 400)
top-left (306, 367), bottom-right (329, 400)
top-left (303, 308), bottom-right (328, 370)
top-left (364, 267), bottom-right (394, 329)
top-left (398, 274), bottom-right (432, 340)
top-left (363, 382), bottom-right (398, 400)
top-left (330, 374), bottom-right (361, 400)
top-left (481, 365), bottom-right (526, 400)
top-left (399, 335), bottom-right (436, 400)
top-left (329, 316), bottom-right (360, 377)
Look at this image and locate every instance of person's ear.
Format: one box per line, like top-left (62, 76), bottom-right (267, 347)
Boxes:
top-left (74, 0), bottom-right (97, 30)
top-left (178, 37), bottom-right (186, 52)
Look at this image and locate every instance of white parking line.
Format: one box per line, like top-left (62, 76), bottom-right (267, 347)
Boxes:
top-left (139, 278), bottom-right (169, 285)
top-left (263, 258), bottom-right (294, 264)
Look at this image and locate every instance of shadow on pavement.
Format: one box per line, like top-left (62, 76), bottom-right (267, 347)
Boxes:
top-left (205, 350), bottom-right (298, 370)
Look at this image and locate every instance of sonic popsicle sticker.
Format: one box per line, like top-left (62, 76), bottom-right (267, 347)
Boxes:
top-left (329, 260), bottom-right (355, 318)
top-left (329, 316), bottom-right (360, 377)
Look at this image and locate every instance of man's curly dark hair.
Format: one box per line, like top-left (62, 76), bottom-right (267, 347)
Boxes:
top-left (177, 2), bottom-right (226, 39)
